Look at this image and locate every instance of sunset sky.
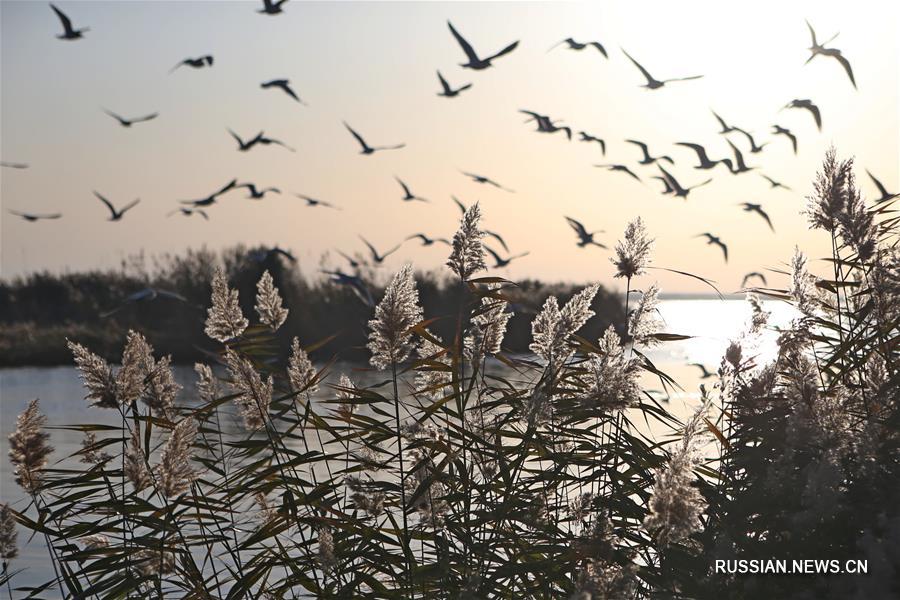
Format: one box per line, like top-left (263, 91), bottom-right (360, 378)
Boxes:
top-left (1, 0), bottom-right (897, 293)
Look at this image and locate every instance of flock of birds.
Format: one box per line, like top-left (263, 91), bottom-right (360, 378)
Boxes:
top-left (5, 2), bottom-right (899, 301)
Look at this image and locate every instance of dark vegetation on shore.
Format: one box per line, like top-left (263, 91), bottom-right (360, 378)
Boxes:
top-left (0, 246), bottom-right (625, 366)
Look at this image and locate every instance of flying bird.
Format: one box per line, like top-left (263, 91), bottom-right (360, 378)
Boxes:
top-left (651, 175), bottom-right (675, 195)
top-left (248, 247), bottom-right (297, 264)
top-left (258, 0), bottom-right (289, 14)
top-left (484, 230), bottom-right (510, 253)
top-left (711, 110), bottom-right (739, 134)
top-left (170, 56), bottom-right (213, 73)
top-left (689, 363), bottom-right (715, 379)
top-left (621, 48), bottom-right (702, 89)
top-left (739, 202), bottom-right (774, 231)
top-left (167, 207), bottom-right (209, 220)
top-left (101, 288), bottom-right (189, 318)
top-left (676, 142), bottom-right (733, 171)
top-left (625, 140), bottom-right (674, 165)
top-left (485, 247), bottom-right (529, 268)
top-left (261, 79), bottom-right (305, 104)
top-left (732, 128), bottom-right (768, 154)
top-left (578, 132), bottom-right (606, 154)
top-left (657, 166), bottom-right (711, 199)
top-left (395, 177), bottom-right (428, 202)
top-left (436, 71), bottom-right (472, 98)
top-left (296, 194), bottom-right (341, 210)
top-left (520, 110), bottom-right (572, 140)
top-left (805, 20), bottom-right (856, 88)
top-left (50, 4), bottom-right (87, 40)
top-left (760, 174), bottom-right (791, 191)
top-left (696, 233), bottom-right (729, 262)
top-left (0, 162), bottom-right (28, 169)
top-left (565, 217), bottom-right (607, 248)
top-left (461, 171), bottom-right (514, 192)
top-left (103, 109), bottom-right (158, 128)
top-left (360, 237), bottom-right (400, 264)
top-left (180, 179), bottom-right (238, 207)
top-left (866, 170), bottom-right (899, 203)
top-left (741, 272), bottom-right (768, 288)
top-left (344, 122), bottom-right (405, 155)
top-left (229, 130), bottom-right (294, 152)
top-left (448, 21), bottom-right (519, 70)
top-left (783, 99), bottom-right (822, 131)
top-left (725, 139), bottom-right (755, 174)
top-left (238, 183), bottom-right (281, 199)
top-left (8, 210), bottom-right (61, 222)
top-left (406, 234), bottom-right (450, 246)
top-left (322, 270), bottom-right (374, 307)
top-left (772, 125), bottom-right (798, 154)
top-left (594, 163), bottom-right (641, 182)
top-left (549, 38), bottom-right (607, 58)
top-left (94, 192), bottom-right (139, 221)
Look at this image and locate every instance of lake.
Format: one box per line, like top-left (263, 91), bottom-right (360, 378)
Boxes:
top-left (0, 297), bottom-right (796, 592)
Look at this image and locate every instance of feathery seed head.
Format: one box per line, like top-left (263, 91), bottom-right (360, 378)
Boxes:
top-left (628, 284), bottom-right (662, 347)
top-left (156, 417), bottom-right (199, 498)
top-left (287, 337), bottom-right (318, 395)
top-left (124, 424), bottom-right (150, 492)
top-left (204, 267), bottom-right (249, 343)
top-left (367, 264), bottom-right (423, 370)
top-left (0, 503), bottom-right (18, 561)
top-left (612, 217), bottom-right (653, 279)
top-left (8, 399), bottom-right (53, 494)
top-left (194, 363), bottom-right (220, 405)
top-left (69, 340), bottom-right (118, 409)
top-left (225, 349), bottom-right (273, 430)
top-left (255, 270), bottom-right (289, 331)
top-left (447, 202), bottom-right (486, 281)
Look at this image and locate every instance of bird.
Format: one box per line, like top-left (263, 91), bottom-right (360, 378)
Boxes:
top-left (436, 71), bottom-right (472, 98)
top-left (760, 174), bottom-right (791, 191)
top-left (866, 170), bottom-right (899, 203)
top-left (94, 192), bottom-right (139, 221)
top-left (322, 270), bottom-right (374, 307)
top-left (732, 128), bottom-right (768, 153)
top-left (447, 21), bottom-right (519, 70)
top-left (261, 79), bottom-right (305, 104)
top-left (594, 163), bottom-right (641, 182)
top-left (741, 272), bottom-right (768, 288)
top-left (771, 125), bottom-right (798, 154)
top-left (625, 140), bottom-right (673, 165)
top-left (651, 175), bottom-right (675, 195)
top-left (170, 56), bottom-right (213, 73)
top-left (696, 233), bottom-right (729, 262)
top-left (50, 4), bottom-right (87, 40)
top-left (336, 250), bottom-right (362, 269)
top-left (565, 217), bottom-right (607, 248)
top-left (406, 234), bottom-right (450, 246)
top-left (689, 363), bottom-right (715, 379)
top-left (396, 177), bottom-right (428, 202)
top-left (657, 166), bottom-right (712, 199)
top-left (296, 194), bottom-right (341, 210)
top-left (783, 99), bottom-right (822, 131)
top-left (180, 179), bottom-right (238, 207)
top-left (8, 210), bottom-right (61, 222)
top-left (0, 162), bottom-right (28, 169)
top-left (256, 133), bottom-right (295, 152)
top-left (484, 230), bottom-right (510, 253)
top-left (461, 171), bottom-right (514, 192)
top-left (167, 207), bottom-right (209, 220)
top-left (520, 110), bottom-right (572, 140)
top-left (549, 38), bottom-right (607, 58)
top-left (452, 196), bottom-right (468, 213)
top-left (360, 237), bottom-right (400, 264)
top-left (103, 109), bottom-right (158, 128)
top-left (578, 132), bottom-right (606, 154)
top-left (258, 0), bottom-right (289, 14)
top-left (725, 139), bottom-right (755, 174)
top-left (248, 246), bottom-right (296, 263)
top-left (100, 288), bottom-right (189, 318)
top-left (229, 130), bottom-right (294, 152)
top-left (621, 48), bottom-right (702, 89)
top-left (711, 110), bottom-right (739, 134)
top-left (238, 183), bottom-right (280, 199)
top-left (676, 142), bottom-right (733, 171)
top-left (805, 20), bottom-right (856, 88)
top-left (739, 202), bottom-right (774, 231)
top-left (485, 246), bottom-right (529, 268)
top-left (344, 122), bottom-right (404, 155)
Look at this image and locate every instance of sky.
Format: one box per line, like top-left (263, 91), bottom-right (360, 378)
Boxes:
top-left (1, 0), bottom-right (897, 293)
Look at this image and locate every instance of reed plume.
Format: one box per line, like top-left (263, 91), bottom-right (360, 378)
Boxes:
top-left (8, 399), bottom-right (53, 494)
top-left (612, 217), bottom-right (653, 279)
top-left (254, 270), bottom-right (289, 331)
top-left (581, 326), bottom-right (640, 412)
top-left (627, 284), bottom-right (662, 347)
top-left (194, 363), bottom-right (219, 404)
top-left (530, 284), bottom-right (600, 362)
top-left (447, 202), bottom-right (486, 281)
top-left (156, 417), bottom-right (199, 498)
top-left (68, 340), bottom-right (118, 409)
top-left (367, 264), bottom-right (423, 369)
top-left (124, 424), bottom-right (151, 492)
top-left (205, 267), bottom-right (249, 343)
top-left (287, 337), bottom-right (318, 394)
top-left (466, 288), bottom-right (512, 359)
top-left (225, 349), bottom-right (273, 430)
top-left (0, 503), bottom-right (17, 561)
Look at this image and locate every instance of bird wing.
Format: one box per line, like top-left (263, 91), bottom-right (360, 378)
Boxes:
top-left (447, 21), bottom-right (480, 63)
top-left (216, 179), bottom-right (238, 196)
top-left (808, 103), bottom-right (822, 129)
top-left (667, 75), bottom-right (704, 82)
top-left (395, 177), bottom-right (412, 196)
top-left (228, 129), bottom-right (245, 147)
top-left (717, 241), bottom-right (729, 261)
top-left (589, 42), bottom-right (608, 58)
top-left (755, 207), bottom-right (774, 231)
top-left (565, 216), bottom-right (588, 237)
top-left (50, 3), bottom-right (74, 33)
top-left (119, 199), bottom-right (140, 215)
top-left (343, 122), bottom-right (369, 150)
top-left (279, 81), bottom-right (301, 102)
top-left (93, 191), bottom-right (117, 216)
top-left (381, 243), bottom-right (401, 259)
top-left (625, 139), bottom-right (649, 156)
top-left (806, 19), bottom-right (818, 47)
top-left (406, 234), bottom-right (427, 243)
top-left (621, 48), bottom-right (654, 84)
top-left (866, 170), bottom-right (890, 199)
top-left (484, 40), bottom-right (519, 63)
top-left (359, 236), bottom-right (378, 260)
top-left (483, 246), bottom-right (502, 264)
top-left (0, 162), bottom-right (28, 168)
top-left (676, 142), bottom-right (708, 162)
top-left (830, 52), bottom-right (857, 88)
top-left (622, 166), bottom-right (641, 181)
top-left (136, 112), bottom-right (158, 123)
top-left (196, 209), bottom-right (209, 220)
top-left (711, 110), bottom-right (730, 132)
top-left (484, 230), bottom-right (509, 252)
top-left (103, 109), bottom-right (125, 124)
top-left (452, 196), bottom-right (467, 213)
top-left (436, 71), bottom-right (451, 93)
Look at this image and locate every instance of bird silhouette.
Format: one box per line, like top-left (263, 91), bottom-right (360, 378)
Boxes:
top-left (94, 192), bottom-right (139, 221)
top-left (696, 233), bottom-right (729, 262)
top-left (549, 38), bottom-right (607, 58)
top-left (180, 179), bottom-right (238, 207)
top-left (238, 183), bottom-right (281, 199)
top-left (258, 0), bottom-right (289, 14)
top-left (625, 140), bottom-right (674, 165)
top-left (732, 128), bottom-right (768, 153)
top-left (484, 230), bottom-right (510, 253)
top-left (783, 99), bottom-right (822, 131)
top-left (594, 163), bottom-right (641, 182)
top-left (360, 237), bottom-right (400, 264)
top-left (322, 270), bottom-right (374, 307)
top-left (406, 234), bottom-right (450, 246)
top-left (461, 171), bottom-right (514, 192)
top-left (520, 110), bottom-right (572, 140)
top-left (805, 20), bottom-right (856, 88)
top-left (657, 166), bottom-right (712, 199)
top-left (8, 210), bottom-right (61, 222)
top-left (485, 246), bottom-right (529, 268)
top-left (760, 174), bottom-right (791, 191)
top-left (651, 175), bottom-right (675, 195)
top-left (676, 142), bottom-right (733, 171)
top-left (578, 132), bottom-right (606, 154)
top-left (103, 109), bottom-right (158, 128)
top-left (296, 194), bottom-right (341, 210)
top-left (436, 71), bottom-right (472, 97)
top-left (167, 207), bottom-right (209, 220)
top-left (101, 288), bottom-right (189, 318)
top-left (771, 125), bottom-right (798, 154)
top-left (866, 170), bottom-right (899, 203)
top-left (229, 130), bottom-right (294, 152)
top-left (170, 56), bottom-right (213, 73)
top-left (344, 122), bottom-right (405, 155)
top-left (739, 202), bottom-right (774, 231)
top-left (0, 162), bottom-right (28, 169)
top-left (565, 217), bottom-right (607, 248)
top-left (689, 363), bottom-right (715, 379)
top-left (725, 139), bottom-right (755, 174)
top-left (50, 4), bottom-right (87, 40)
top-left (711, 110), bottom-right (739, 134)
top-left (447, 21), bottom-right (519, 70)
top-left (261, 79), bottom-right (306, 104)
top-left (395, 177), bottom-right (428, 202)
top-left (741, 272), bottom-right (768, 288)
top-left (621, 48), bottom-right (702, 89)
top-left (248, 247), bottom-right (296, 264)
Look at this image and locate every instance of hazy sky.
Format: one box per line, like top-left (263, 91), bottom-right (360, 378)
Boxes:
top-left (1, 0), bottom-right (897, 293)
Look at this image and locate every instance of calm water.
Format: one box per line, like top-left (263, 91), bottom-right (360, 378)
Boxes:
top-left (0, 298), bottom-right (795, 592)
